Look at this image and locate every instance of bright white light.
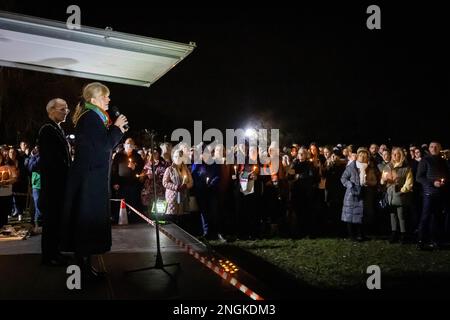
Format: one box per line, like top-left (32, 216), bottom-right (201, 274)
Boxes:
top-left (69, 134), bottom-right (75, 139)
top-left (245, 128), bottom-right (256, 138)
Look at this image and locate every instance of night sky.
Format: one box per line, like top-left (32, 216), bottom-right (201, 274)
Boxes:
top-left (1, 1), bottom-right (449, 147)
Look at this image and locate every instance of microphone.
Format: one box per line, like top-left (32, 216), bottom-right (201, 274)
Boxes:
top-left (110, 106), bottom-right (129, 130)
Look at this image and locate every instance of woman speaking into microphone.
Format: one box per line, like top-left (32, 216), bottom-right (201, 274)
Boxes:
top-left (62, 82), bottom-right (128, 279)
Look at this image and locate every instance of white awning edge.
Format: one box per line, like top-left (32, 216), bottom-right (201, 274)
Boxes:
top-left (0, 11), bottom-right (196, 87)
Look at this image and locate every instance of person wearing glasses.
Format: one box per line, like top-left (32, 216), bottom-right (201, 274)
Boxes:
top-left (38, 98), bottom-right (72, 266)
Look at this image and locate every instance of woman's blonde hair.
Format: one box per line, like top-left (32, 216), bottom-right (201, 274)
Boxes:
top-left (356, 147), bottom-right (369, 163)
top-left (72, 82), bottom-right (110, 125)
top-left (391, 147), bottom-right (406, 165)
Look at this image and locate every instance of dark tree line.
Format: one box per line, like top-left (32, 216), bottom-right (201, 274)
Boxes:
top-left (0, 67), bottom-right (82, 145)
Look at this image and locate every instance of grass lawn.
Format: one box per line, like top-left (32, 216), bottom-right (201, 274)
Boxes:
top-left (212, 238), bottom-right (450, 291)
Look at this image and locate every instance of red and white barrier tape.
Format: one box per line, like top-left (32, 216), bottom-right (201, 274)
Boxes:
top-left (110, 199), bottom-right (264, 301)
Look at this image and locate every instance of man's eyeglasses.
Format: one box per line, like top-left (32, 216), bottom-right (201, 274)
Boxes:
top-left (55, 107), bottom-right (70, 113)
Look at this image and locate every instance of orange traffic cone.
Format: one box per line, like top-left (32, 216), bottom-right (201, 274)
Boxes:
top-left (118, 199), bottom-right (128, 225)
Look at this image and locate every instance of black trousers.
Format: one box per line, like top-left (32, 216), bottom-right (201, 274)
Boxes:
top-left (419, 193), bottom-right (445, 243)
top-left (291, 188), bottom-right (313, 237)
top-left (198, 191), bottom-right (220, 237)
top-left (235, 191), bottom-right (260, 238)
top-left (117, 183), bottom-right (142, 223)
top-left (41, 208), bottom-right (62, 259)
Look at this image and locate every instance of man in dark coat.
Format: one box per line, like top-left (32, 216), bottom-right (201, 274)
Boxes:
top-left (291, 148), bottom-right (319, 238)
top-left (416, 141), bottom-right (450, 249)
top-left (192, 152), bottom-right (221, 240)
top-left (38, 98), bottom-right (72, 266)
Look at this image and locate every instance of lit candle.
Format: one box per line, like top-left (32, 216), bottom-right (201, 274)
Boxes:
top-left (441, 178), bottom-right (445, 184)
top-left (183, 175), bottom-right (187, 184)
top-left (253, 165), bottom-right (257, 172)
top-left (206, 177), bottom-right (210, 184)
top-left (136, 174), bottom-right (140, 178)
top-left (234, 165), bottom-right (237, 175)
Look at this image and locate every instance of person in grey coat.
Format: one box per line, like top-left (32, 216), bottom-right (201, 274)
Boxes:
top-left (341, 148), bottom-right (371, 241)
top-left (380, 147), bottom-right (413, 244)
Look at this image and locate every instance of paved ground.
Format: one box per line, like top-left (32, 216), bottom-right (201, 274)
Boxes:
top-left (0, 223), bottom-right (254, 300)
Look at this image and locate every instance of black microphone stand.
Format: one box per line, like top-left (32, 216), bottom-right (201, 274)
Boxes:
top-left (125, 130), bottom-right (180, 279)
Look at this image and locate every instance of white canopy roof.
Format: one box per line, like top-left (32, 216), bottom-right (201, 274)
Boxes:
top-left (0, 11), bottom-right (195, 87)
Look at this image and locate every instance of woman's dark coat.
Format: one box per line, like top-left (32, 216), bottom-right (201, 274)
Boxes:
top-left (61, 110), bottom-right (123, 255)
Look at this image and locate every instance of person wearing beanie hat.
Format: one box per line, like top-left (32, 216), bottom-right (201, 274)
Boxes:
top-left (332, 147), bottom-right (343, 158)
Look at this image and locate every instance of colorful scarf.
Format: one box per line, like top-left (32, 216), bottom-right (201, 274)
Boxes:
top-left (84, 102), bottom-right (112, 127)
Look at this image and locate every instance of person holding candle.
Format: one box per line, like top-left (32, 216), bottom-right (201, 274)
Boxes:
top-left (260, 141), bottom-right (287, 238)
top-left (290, 147), bottom-right (318, 238)
top-left (0, 152), bottom-right (17, 229)
top-left (416, 141), bottom-right (450, 250)
top-left (381, 147), bottom-right (413, 243)
top-left (214, 144), bottom-right (233, 241)
top-left (8, 148), bottom-right (27, 221)
top-left (111, 138), bottom-right (144, 223)
top-left (163, 149), bottom-right (193, 218)
top-left (191, 149), bottom-right (221, 240)
top-left (233, 143), bottom-right (262, 239)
